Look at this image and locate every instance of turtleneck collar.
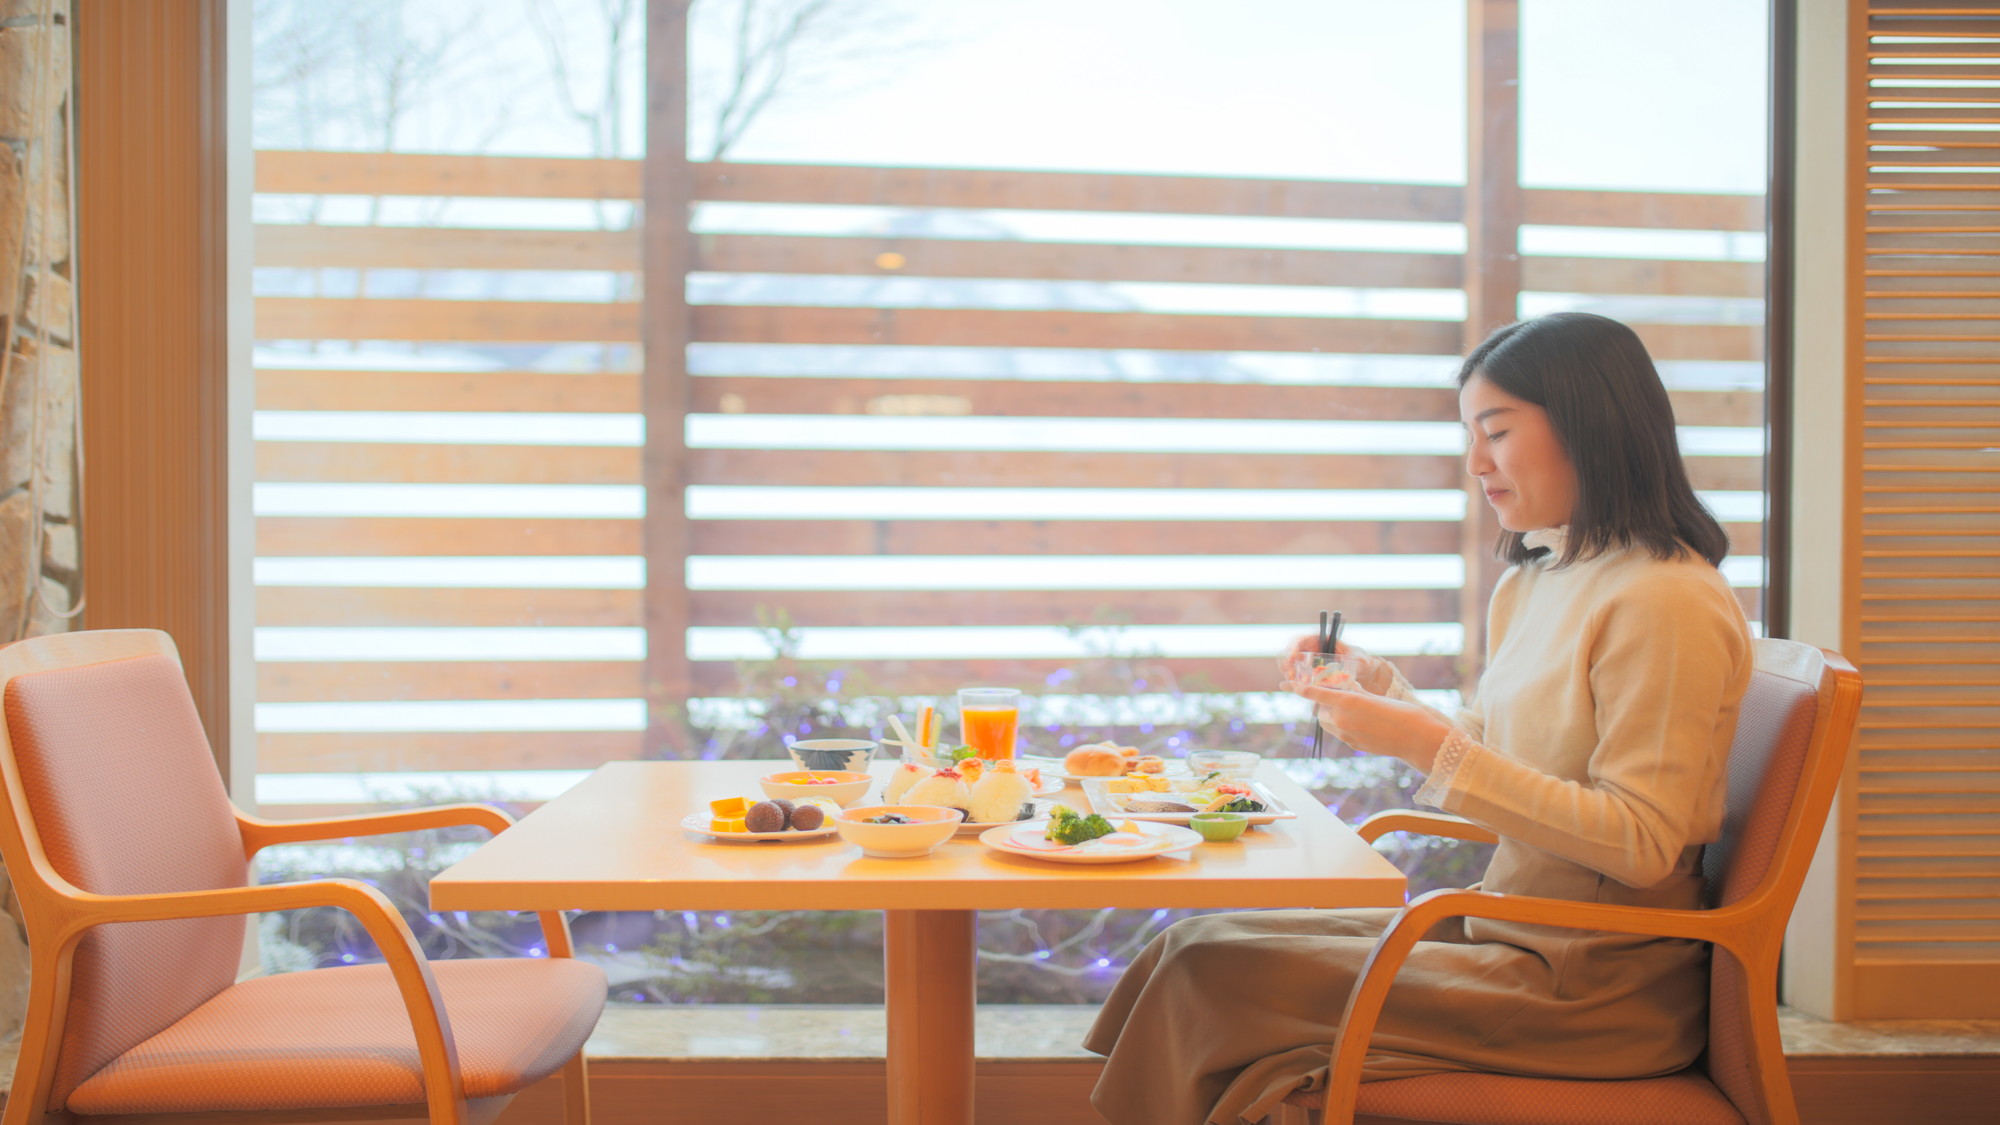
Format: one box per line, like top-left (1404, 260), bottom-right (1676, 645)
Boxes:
top-left (1522, 525), bottom-right (1570, 555)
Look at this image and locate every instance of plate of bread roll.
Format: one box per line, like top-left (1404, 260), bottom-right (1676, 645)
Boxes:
top-left (1024, 741), bottom-right (1184, 782)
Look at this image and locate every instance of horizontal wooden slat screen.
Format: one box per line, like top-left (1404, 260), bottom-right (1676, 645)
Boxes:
top-left (249, 150), bottom-right (1767, 813)
top-left (1845, 2), bottom-right (2000, 1018)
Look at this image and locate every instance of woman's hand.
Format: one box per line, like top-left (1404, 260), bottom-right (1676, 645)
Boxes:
top-left (1280, 677), bottom-right (1451, 773)
top-left (1275, 636), bottom-right (1396, 695)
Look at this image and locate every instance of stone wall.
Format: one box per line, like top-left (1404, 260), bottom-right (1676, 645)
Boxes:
top-left (0, 0), bottom-right (79, 1089)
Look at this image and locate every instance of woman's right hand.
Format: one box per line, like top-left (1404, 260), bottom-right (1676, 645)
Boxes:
top-left (1275, 636), bottom-right (1395, 696)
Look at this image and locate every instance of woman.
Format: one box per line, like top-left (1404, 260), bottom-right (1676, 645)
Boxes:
top-left (1084, 312), bottom-right (1753, 1125)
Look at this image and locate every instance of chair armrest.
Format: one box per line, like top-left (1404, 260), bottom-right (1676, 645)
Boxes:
top-left (1315, 888), bottom-right (1752, 1125)
top-left (237, 803), bottom-right (515, 858)
top-left (1355, 810), bottom-right (1499, 846)
top-left (237, 803), bottom-right (578, 959)
top-left (61, 879), bottom-right (469, 1117)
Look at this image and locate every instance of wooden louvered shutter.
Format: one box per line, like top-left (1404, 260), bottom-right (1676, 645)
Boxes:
top-left (1845, 0), bottom-right (2000, 1018)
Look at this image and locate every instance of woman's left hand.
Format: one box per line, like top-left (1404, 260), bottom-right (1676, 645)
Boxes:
top-left (1281, 678), bottom-right (1452, 773)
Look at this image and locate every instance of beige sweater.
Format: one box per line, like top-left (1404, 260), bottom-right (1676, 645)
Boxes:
top-left (1396, 529), bottom-right (1752, 900)
top-left (1083, 533), bottom-right (1759, 1124)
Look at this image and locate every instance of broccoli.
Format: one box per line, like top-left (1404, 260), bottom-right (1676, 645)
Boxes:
top-left (1047, 805), bottom-right (1116, 845)
top-left (1214, 797), bottom-right (1266, 814)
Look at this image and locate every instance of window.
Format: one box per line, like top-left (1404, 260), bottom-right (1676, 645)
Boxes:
top-left (248, 0), bottom-right (1771, 1006)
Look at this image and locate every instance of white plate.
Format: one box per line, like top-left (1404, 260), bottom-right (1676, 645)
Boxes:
top-left (950, 797), bottom-right (1061, 836)
top-left (1079, 778), bottom-right (1298, 827)
top-left (882, 768), bottom-right (1067, 800)
top-left (1019, 754), bottom-right (1186, 783)
top-left (678, 811), bottom-right (839, 843)
top-left (978, 818), bottom-right (1203, 864)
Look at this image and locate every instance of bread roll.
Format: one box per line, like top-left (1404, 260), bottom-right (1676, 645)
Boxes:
top-left (1064, 746), bottom-right (1126, 777)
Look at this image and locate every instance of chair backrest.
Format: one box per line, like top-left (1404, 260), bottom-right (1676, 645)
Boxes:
top-left (1695, 638), bottom-right (1861, 1125)
top-left (0, 633), bottom-right (248, 1109)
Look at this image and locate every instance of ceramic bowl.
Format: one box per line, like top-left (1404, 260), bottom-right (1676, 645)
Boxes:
top-left (788, 738), bottom-right (876, 773)
top-left (833, 804), bottom-right (963, 858)
top-left (758, 769), bottom-right (874, 809)
top-left (1189, 811), bottom-right (1250, 842)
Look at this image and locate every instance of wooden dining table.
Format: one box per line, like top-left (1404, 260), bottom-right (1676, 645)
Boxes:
top-left (430, 758), bottom-right (1406, 1125)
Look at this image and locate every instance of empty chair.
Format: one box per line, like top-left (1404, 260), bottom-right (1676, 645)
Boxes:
top-left (0, 629), bottom-right (605, 1125)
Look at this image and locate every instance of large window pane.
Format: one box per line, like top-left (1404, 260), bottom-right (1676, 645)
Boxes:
top-left (249, 0), bottom-right (1770, 1009)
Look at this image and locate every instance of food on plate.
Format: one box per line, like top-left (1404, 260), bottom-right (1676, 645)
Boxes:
top-left (1095, 774), bottom-right (1273, 818)
top-left (1020, 765), bottom-right (1045, 788)
top-left (743, 800), bottom-right (788, 834)
top-left (967, 761), bottom-right (1035, 824)
top-left (1132, 756), bottom-right (1166, 774)
top-left (885, 762), bottom-right (931, 803)
top-left (903, 767), bottom-right (973, 812)
top-left (702, 793), bottom-right (840, 835)
top-left (1047, 805), bottom-right (1117, 845)
top-left (1087, 821), bottom-right (1154, 849)
top-left (1194, 780), bottom-right (1267, 814)
top-left (787, 773), bottom-right (850, 786)
top-left (957, 757), bottom-right (986, 784)
top-left (1064, 745), bottom-right (1127, 777)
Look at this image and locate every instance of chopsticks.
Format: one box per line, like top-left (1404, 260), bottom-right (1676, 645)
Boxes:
top-left (883, 705), bottom-right (940, 759)
top-left (1310, 610), bottom-right (1343, 759)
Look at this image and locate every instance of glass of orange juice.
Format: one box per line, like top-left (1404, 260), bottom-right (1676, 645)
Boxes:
top-left (957, 687), bottom-right (1021, 760)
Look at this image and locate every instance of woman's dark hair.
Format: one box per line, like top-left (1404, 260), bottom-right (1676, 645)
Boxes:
top-left (1457, 311), bottom-right (1730, 568)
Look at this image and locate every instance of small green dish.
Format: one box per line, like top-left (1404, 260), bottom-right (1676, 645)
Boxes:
top-left (1190, 811), bottom-right (1249, 842)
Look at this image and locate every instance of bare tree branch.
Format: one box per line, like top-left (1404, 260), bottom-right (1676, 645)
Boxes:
top-left (692, 0), bottom-right (949, 162)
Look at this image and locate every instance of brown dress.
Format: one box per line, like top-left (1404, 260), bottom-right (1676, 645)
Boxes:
top-left (1084, 536), bottom-right (1753, 1125)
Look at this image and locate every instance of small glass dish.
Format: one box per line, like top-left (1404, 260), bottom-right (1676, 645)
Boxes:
top-left (1185, 749), bottom-right (1260, 780)
top-left (1294, 651), bottom-right (1359, 692)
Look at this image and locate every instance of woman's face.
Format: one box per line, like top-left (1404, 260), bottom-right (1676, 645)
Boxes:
top-left (1459, 372), bottom-right (1578, 532)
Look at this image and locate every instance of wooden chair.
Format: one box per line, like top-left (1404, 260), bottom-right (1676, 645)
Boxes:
top-left (1277, 637), bottom-right (1863, 1125)
top-left (0, 629), bottom-right (604, 1125)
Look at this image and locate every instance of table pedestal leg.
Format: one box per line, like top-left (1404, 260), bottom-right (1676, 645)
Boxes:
top-left (885, 909), bottom-right (975, 1125)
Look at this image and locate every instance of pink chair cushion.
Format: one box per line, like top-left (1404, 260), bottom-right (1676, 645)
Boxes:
top-left (65, 957), bottom-right (607, 1113)
top-left (4, 654), bottom-right (248, 1108)
top-left (1286, 1069), bottom-right (1744, 1125)
top-left (1703, 666), bottom-right (1818, 1125)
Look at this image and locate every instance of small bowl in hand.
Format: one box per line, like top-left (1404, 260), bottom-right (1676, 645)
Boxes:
top-left (833, 805), bottom-right (963, 858)
top-left (788, 738), bottom-right (876, 773)
top-left (759, 770), bottom-right (874, 808)
top-left (1189, 811), bottom-right (1249, 842)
